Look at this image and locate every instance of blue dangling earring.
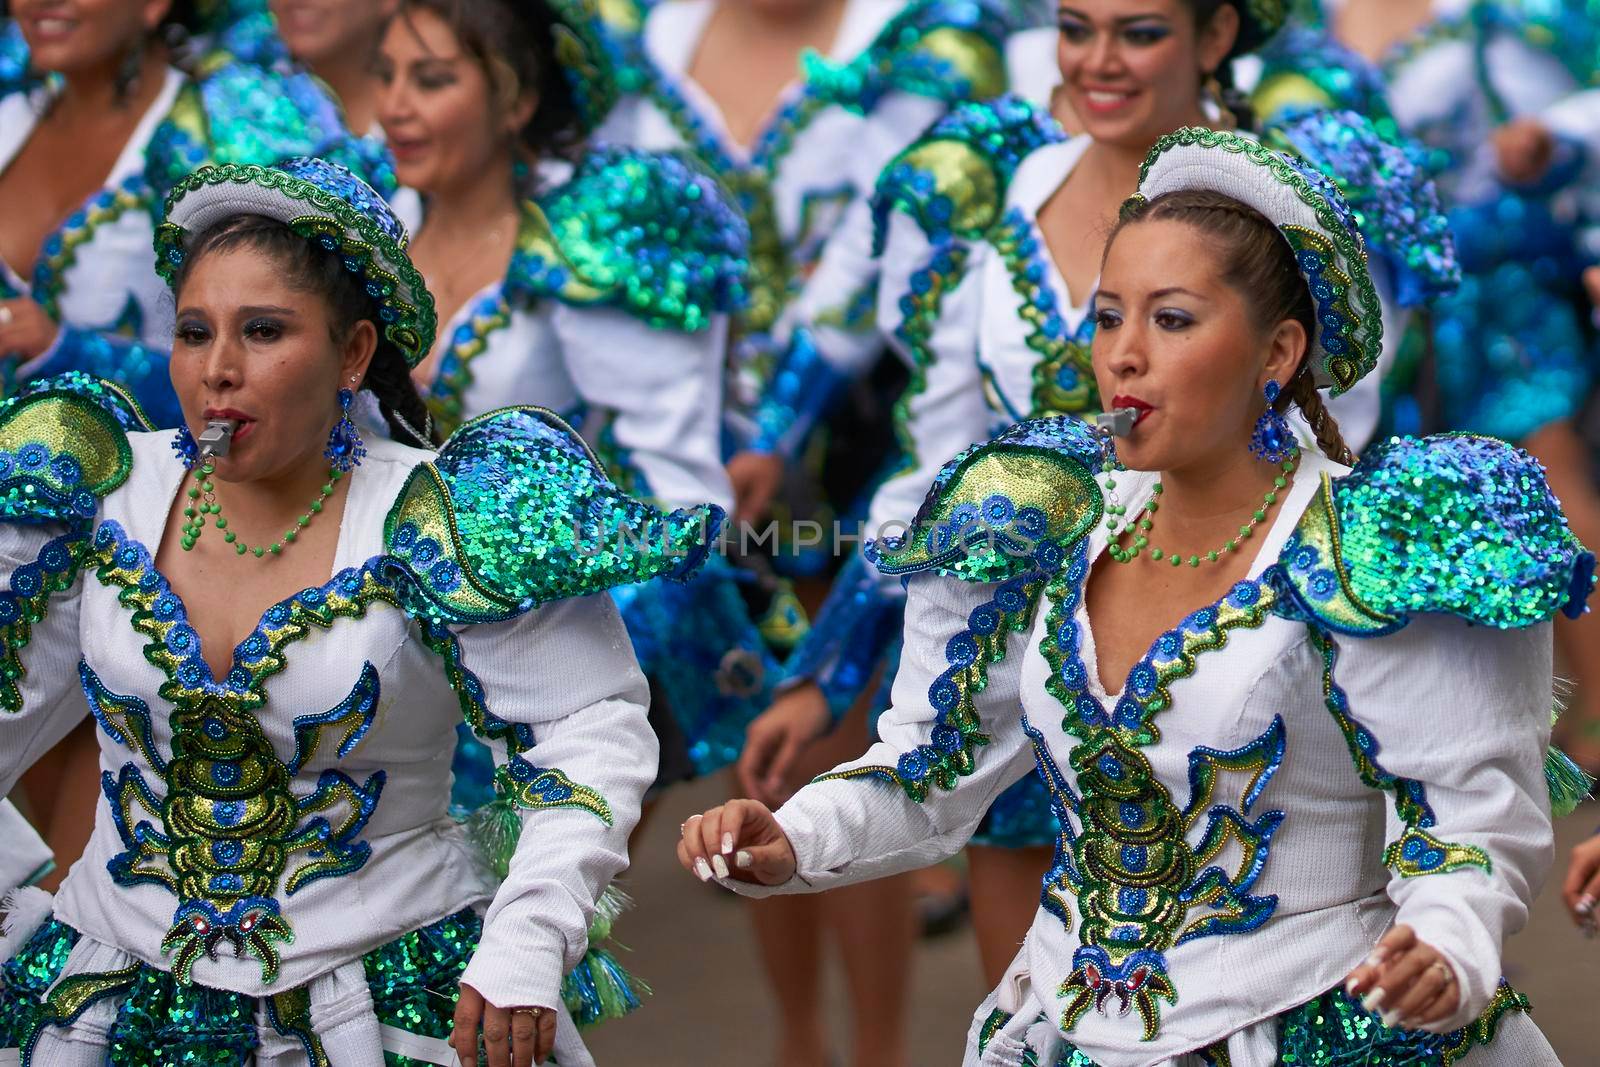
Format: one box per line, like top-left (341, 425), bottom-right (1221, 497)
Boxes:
top-left (171, 425), bottom-right (198, 469)
top-left (1249, 380), bottom-right (1293, 462)
top-left (324, 382), bottom-right (366, 472)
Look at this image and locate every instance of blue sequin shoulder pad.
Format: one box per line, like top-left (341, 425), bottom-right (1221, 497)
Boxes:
top-left (0, 373), bottom-right (153, 526)
top-left (0, 19), bottom-right (41, 98)
top-left (381, 405), bottom-right (725, 625)
top-left (144, 58), bottom-right (371, 202)
top-left (869, 415), bottom-right (1103, 584)
top-left (803, 0), bottom-right (1012, 114)
top-left (1271, 434), bottom-right (1596, 635)
top-left (871, 94), bottom-right (1064, 253)
top-left (509, 145), bottom-right (749, 334)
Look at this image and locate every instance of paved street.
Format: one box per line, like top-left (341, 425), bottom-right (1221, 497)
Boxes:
top-left (586, 780), bottom-right (1598, 1065)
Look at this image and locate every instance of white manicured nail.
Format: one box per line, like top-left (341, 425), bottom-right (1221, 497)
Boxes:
top-left (736, 850), bottom-right (753, 869)
top-left (694, 857), bottom-right (712, 882)
top-left (1362, 989), bottom-right (1386, 1013)
top-left (721, 832), bottom-right (734, 855)
top-left (1380, 1009), bottom-right (1401, 1029)
top-left (1344, 977), bottom-right (1358, 995)
top-left (711, 854), bottom-right (729, 879)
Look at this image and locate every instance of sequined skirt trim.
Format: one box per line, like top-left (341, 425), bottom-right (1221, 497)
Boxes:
top-left (0, 909), bottom-right (481, 1066)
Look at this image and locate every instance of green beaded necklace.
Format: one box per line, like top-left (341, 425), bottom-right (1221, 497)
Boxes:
top-left (1101, 448), bottom-right (1299, 567)
top-left (180, 459), bottom-right (342, 559)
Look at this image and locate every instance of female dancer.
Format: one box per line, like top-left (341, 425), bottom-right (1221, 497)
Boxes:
top-left (686, 129), bottom-right (1585, 1063)
top-left (1254, 0), bottom-right (1600, 772)
top-left (743, 0), bottom-right (1297, 988)
top-left (0, 0), bottom-right (361, 425)
top-left (0, 156), bottom-right (697, 1066)
top-left (600, 0), bottom-right (1012, 521)
top-left (375, 0), bottom-right (766, 801)
top-left (0, 0), bottom-right (361, 893)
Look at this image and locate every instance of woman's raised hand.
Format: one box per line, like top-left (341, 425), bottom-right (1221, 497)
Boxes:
top-left (1342, 924), bottom-right (1461, 1030)
top-left (677, 800), bottom-right (797, 887)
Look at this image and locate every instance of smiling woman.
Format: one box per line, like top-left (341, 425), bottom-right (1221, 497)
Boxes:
top-left (0, 158), bottom-right (705, 1067)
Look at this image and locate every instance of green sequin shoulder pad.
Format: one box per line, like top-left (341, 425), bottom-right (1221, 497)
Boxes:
top-left (509, 146), bottom-right (748, 333)
top-left (871, 94), bottom-right (1064, 252)
top-left (1271, 434), bottom-right (1596, 634)
top-left (382, 405), bottom-right (725, 624)
top-left (802, 0), bottom-right (1011, 112)
top-left (0, 374), bottom-right (152, 525)
top-left (869, 415), bottom-right (1104, 584)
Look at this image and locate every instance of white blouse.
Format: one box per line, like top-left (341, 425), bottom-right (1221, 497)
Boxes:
top-left (0, 431), bottom-right (656, 1065)
top-left (738, 448), bottom-right (1554, 1064)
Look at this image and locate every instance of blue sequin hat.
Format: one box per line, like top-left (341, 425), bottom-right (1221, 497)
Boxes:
top-left (545, 0), bottom-right (621, 134)
top-left (154, 158), bottom-right (437, 368)
top-left (1264, 109), bottom-right (1460, 310)
top-left (1129, 127), bottom-right (1382, 397)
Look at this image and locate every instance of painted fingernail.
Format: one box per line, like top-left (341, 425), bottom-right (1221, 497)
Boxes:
top-left (736, 850), bottom-right (753, 869)
top-left (1344, 977), bottom-right (1359, 995)
top-left (1380, 1009), bottom-right (1401, 1029)
top-left (1577, 895), bottom-right (1596, 915)
top-left (722, 832), bottom-right (734, 855)
top-left (711, 854), bottom-right (729, 879)
top-left (1362, 989), bottom-right (1386, 1013)
top-left (694, 857), bottom-right (712, 882)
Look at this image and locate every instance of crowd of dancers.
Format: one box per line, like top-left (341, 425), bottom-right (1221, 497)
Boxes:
top-left (0, 0), bottom-right (1598, 1063)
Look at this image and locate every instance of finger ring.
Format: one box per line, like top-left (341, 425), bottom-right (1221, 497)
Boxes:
top-left (511, 1006), bottom-right (544, 1020)
top-left (1429, 961), bottom-right (1455, 986)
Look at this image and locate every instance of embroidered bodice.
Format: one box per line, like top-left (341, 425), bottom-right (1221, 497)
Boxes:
top-left (0, 380), bottom-right (715, 1010)
top-left (755, 419), bottom-right (1588, 1063)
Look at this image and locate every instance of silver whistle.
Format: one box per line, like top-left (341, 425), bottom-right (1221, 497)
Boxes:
top-left (197, 419), bottom-right (238, 461)
top-left (1094, 407), bottom-right (1139, 439)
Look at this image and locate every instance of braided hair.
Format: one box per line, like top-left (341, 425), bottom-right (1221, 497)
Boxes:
top-left (172, 215), bottom-right (440, 449)
top-left (1109, 189), bottom-right (1356, 466)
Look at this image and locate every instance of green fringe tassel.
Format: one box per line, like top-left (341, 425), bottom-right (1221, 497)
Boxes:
top-left (465, 796), bottom-right (522, 881)
top-left (1546, 745), bottom-right (1593, 819)
top-left (561, 886), bottom-right (650, 1029)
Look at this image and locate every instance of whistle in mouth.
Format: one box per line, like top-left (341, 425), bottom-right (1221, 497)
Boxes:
top-left (197, 419), bottom-right (238, 461)
top-left (1094, 407), bottom-right (1138, 438)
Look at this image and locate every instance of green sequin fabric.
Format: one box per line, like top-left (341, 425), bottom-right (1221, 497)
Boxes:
top-left (383, 405), bottom-right (723, 625)
top-left (508, 146), bottom-right (748, 334)
top-left (1273, 434), bottom-right (1595, 635)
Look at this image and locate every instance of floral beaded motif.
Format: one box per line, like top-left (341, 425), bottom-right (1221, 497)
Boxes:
top-left (1034, 567), bottom-right (1285, 1040)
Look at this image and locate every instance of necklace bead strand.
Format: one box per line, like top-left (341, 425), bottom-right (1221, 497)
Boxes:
top-left (1102, 450), bottom-right (1299, 566)
top-left (179, 461), bottom-right (342, 559)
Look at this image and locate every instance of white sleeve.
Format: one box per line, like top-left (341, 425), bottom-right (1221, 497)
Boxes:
top-left (738, 572), bottom-right (1038, 896)
top-left (0, 523), bottom-right (91, 799)
top-left (554, 301), bottom-right (734, 514)
top-left (0, 799), bottom-right (53, 893)
top-left (456, 593), bottom-right (657, 1011)
top-left (1542, 89), bottom-right (1600, 183)
top-left (1329, 615), bottom-right (1553, 1032)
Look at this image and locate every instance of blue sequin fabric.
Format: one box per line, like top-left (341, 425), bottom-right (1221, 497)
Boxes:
top-left (1264, 108), bottom-right (1460, 307)
top-left (383, 406), bottom-right (724, 625)
top-left (1252, 24), bottom-right (1394, 129)
top-left (1273, 433), bottom-right (1595, 634)
top-left (512, 145), bottom-right (749, 333)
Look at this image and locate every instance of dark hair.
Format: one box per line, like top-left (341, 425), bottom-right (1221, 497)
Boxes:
top-left (1174, 0), bottom-right (1257, 130)
top-left (172, 215), bottom-right (439, 449)
top-left (1107, 189), bottom-right (1355, 465)
top-left (394, 0), bottom-right (587, 169)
